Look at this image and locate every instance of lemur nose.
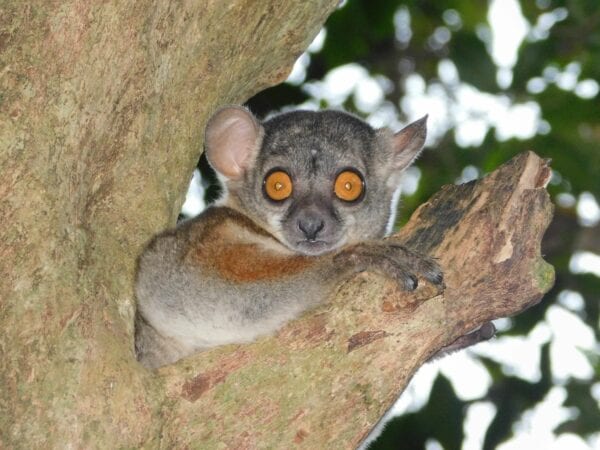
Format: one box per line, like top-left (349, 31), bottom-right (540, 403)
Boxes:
top-left (298, 217), bottom-right (325, 241)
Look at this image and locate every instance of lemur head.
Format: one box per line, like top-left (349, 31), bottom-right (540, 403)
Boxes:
top-left (204, 106), bottom-right (427, 256)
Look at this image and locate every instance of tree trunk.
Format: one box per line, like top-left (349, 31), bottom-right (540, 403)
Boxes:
top-left (1, 1), bottom-right (338, 447)
top-left (1, 2), bottom-right (554, 449)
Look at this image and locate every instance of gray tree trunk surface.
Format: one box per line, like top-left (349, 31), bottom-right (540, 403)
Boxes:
top-left (0, 1), bottom-right (553, 448)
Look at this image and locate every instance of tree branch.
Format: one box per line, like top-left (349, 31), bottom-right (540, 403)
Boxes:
top-left (1, 0), bottom-right (553, 446)
top-left (156, 151), bottom-right (554, 448)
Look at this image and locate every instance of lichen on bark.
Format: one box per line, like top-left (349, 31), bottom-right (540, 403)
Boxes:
top-left (1, 1), bottom-right (553, 448)
top-left (1, 0), bottom-right (338, 446)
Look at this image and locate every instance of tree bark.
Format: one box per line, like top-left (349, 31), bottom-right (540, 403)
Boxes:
top-left (1, 2), bottom-right (554, 449)
top-left (156, 151), bottom-right (554, 449)
top-left (1, 0), bottom-right (338, 447)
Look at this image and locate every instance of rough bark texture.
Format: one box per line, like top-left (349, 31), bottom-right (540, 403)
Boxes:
top-left (0, 1), bottom-right (554, 449)
top-left (1, 1), bottom-right (338, 447)
top-left (156, 151), bottom-right (554, 449)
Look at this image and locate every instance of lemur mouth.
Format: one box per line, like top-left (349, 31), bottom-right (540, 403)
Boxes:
top-left (294, 239), bottom-right (336, 256)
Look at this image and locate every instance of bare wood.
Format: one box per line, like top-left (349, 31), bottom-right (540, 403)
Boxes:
top-left (156, 151), bottom-right (554, 449)
top-left (0, 1), bottom-right (553, 447)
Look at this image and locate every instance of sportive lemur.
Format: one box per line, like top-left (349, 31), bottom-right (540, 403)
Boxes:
top-left (135, 106), bottom-right (445, 368)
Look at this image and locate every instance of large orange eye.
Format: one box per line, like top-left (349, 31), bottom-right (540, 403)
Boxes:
top-left (264, 170), bottom-right (293, 201)
top-left (334, 170), bottom-right (364, 202)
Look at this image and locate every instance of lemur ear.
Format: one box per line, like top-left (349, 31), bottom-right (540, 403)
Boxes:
top-left (204, 106), bottom-right (263, 180)
top-left (390, 115), bottom-right (428, 170)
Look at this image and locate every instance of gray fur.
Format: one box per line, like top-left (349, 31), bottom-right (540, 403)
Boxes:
top-left (135, 107), bottom-right (442, 368)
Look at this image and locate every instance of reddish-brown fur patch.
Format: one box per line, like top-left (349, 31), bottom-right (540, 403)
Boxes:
top-left (213, 244), bottom-right (314, 282)
top-left (183, 206), bottom-right (316, 282)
